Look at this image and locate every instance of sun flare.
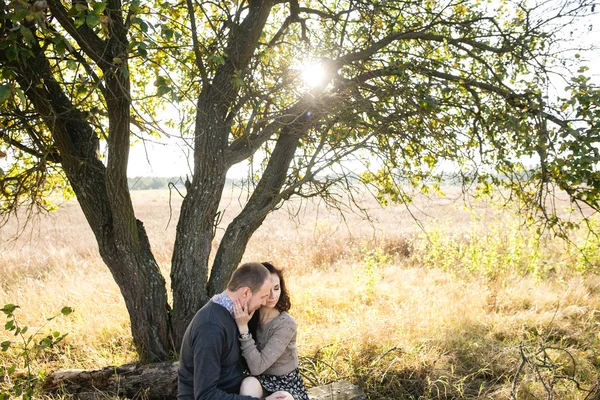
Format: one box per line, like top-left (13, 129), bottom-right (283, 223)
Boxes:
top-left (300, 62), bottom-right (327, 88)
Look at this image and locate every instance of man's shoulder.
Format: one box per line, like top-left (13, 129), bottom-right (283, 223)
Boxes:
top-left (185, 302), bottom-right (235, 344)
top-left (200, 300), bottom-right (229, 315)
top-left (190, 301), bottom-right (233, 328)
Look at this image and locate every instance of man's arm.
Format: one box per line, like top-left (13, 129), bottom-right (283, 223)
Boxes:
top-left (191, 322), bottom-right (260, 400)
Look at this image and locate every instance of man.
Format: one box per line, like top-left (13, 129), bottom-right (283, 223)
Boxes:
top-left (178, 262), bottom-right (287, 400)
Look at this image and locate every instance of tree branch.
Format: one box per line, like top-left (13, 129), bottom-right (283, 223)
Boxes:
top-left (338, 31), bottom-right (512, 65)
top-left (46, 0), bottom-right (108, 67)
top-left (0, 131), bottom-right (60, 163)
top-left (185, 0), bottom-right (209, 85)
top-left (224, 99), bottom-right (311, 166)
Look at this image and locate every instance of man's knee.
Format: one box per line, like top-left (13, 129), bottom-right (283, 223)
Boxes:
top-left (240, 377), bottom-right (263, 397)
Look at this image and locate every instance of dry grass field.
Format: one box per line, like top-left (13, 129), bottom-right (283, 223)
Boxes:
top-left (1, 186), bottom-right (599, 399)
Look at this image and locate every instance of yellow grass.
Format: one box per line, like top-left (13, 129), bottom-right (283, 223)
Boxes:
top-left (1, 187), bottom-right (599, 399)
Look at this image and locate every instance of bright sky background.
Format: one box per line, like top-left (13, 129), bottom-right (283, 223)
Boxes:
top-left (126, 138), bottom-right (251, 178)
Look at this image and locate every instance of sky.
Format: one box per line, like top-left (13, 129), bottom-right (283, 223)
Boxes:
top-left (126, 137), bottom-right (250, 179)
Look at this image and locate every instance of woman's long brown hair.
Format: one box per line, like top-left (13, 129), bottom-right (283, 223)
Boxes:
top-left (248, 262), bottom-right (291, 336)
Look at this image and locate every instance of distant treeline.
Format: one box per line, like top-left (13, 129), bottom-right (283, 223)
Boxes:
top-left (128, 177), bottom-right (245, 190)
top-left (128, 176), bottom-right (185, 190)
top-left (128, 172), bottom-right (523, 191)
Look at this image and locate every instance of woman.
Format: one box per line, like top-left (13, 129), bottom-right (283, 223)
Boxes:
top-left (234, 262), bottom-right (309, 400)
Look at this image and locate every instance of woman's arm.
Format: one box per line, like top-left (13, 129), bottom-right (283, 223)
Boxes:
top-left (239, 315), bottom-right (296, 376)
top-left (233, 300), bottom-right (253, 337)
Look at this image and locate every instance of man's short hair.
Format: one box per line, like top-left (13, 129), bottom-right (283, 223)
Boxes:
top-left (227, 262), bottom-right (270, 293)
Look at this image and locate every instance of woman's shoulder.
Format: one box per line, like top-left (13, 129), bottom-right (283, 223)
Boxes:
top-left (274, 311), bottom-right (297, 328)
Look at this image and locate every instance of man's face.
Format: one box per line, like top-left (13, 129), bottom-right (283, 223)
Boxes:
top-left (247, 278), bottom-right (272, 313)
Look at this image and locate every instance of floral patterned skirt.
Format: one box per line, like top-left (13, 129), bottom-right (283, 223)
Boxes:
top-left (257, 368), bottom-right (309, 400)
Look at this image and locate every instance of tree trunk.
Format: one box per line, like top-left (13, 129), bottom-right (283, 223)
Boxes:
top-left (170, 0), bottom-right (276, 349)
top-left (9, 38), bottom-right (173, 362)
top-left (169, 85), bottom-right (231, 349)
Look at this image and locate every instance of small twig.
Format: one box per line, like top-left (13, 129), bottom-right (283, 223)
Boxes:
top-left (511, 343), bottom-right (528, 400)
top-left (166, 181), bottom-right (185, 230)
top-left (358, 346), bottom-right (403, 387)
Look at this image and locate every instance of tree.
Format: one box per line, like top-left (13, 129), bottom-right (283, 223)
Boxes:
top-left (0, 0), bottom-right (598, 361)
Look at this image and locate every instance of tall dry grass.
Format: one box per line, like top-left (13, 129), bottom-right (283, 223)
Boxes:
top-left (1, 187), bottom-right (599, 399)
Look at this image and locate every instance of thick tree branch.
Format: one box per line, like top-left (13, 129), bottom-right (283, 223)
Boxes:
top-left (46, 0), bottom-right (108, 68)
top-left (208, 121), bottom-right (310, 294)
top-left (225, 0), bottom-right (275, 71)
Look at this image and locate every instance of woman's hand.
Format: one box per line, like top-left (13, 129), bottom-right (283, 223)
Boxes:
top-left (234, 299), bottom-right (254, 332)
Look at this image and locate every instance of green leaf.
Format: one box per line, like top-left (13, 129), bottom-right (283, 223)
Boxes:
top-left (61, 306), bottom-right (73, 316)
top-left (20, 326), bottom-right (27, 335)
top-left (67, 5), bottom-right (78, 16)
top-left (156, 85), bottom-right (171, 97)
top-left (74, 15), bottom-right (86, 28)
top-left (55, 38), bottom-right (67, 55)
top-left (12, 8), bottom-right (29, 21)
top-left (5, 46), bottom-right (16, 62)
top-left (20, 26), bottom-right (35, 45)
top-left (4, 320), bottom-right (14, 331)
top-left (86, 14), bottom-right (100, 28)
top-left (92, 1), bottom-right (107, 13)
top-left (138, 42), bottom-right (147, 58)
top-left (38, 336), bottom-right (52, 349)
top-left (0, 341), bottom-right (10, 351)
top-left (0, 85), bottom-right (11, 104)
top-left (54, 333), bottom-right (68, 344)
top-left (67, 60), bottom-right (78, 71)
top-left (162, 28), bottom-right (173, 40)
top-left (209, 54), bottom-right (225, 65)
top-left (132, 17), bottom-right (148, 33)
top-left (16, 88), bottom-right (26, 105)
top-left (76, 84), bottom-right (87, 95)
top-left (120, 65), bottom-right (129, 79)
top-left (7, 364), bottom-right (16, 375)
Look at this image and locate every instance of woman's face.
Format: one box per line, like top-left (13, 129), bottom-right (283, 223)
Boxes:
top-left (265, 273), bottom-right (281, 309)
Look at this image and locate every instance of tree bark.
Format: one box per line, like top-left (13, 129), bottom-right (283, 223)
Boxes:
top-left (42, 362), bottom-right (179, 399)
top-left (169, 85), bottom-right (230, 349)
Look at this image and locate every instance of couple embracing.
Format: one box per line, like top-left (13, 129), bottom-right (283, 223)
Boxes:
top-left (177, 262), bottom-right (309, 400)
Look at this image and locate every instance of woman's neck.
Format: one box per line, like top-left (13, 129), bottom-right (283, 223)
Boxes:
top-left (259, 307), bottom-right (280, 324)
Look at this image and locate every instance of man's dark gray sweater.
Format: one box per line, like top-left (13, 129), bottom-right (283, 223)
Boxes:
top-left (177, 301), bottom-right (260, 400)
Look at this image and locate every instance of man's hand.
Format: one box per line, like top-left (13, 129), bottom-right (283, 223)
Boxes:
top-left (265, 391), bottom-right (291, 400)
top-left (233, 299), bottom-right (254, 332)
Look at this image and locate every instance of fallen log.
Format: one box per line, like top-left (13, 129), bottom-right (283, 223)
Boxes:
top-left (43, 362), bottom-right (365, 400)
top-left (42, 362), bottom-right (178, 399)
